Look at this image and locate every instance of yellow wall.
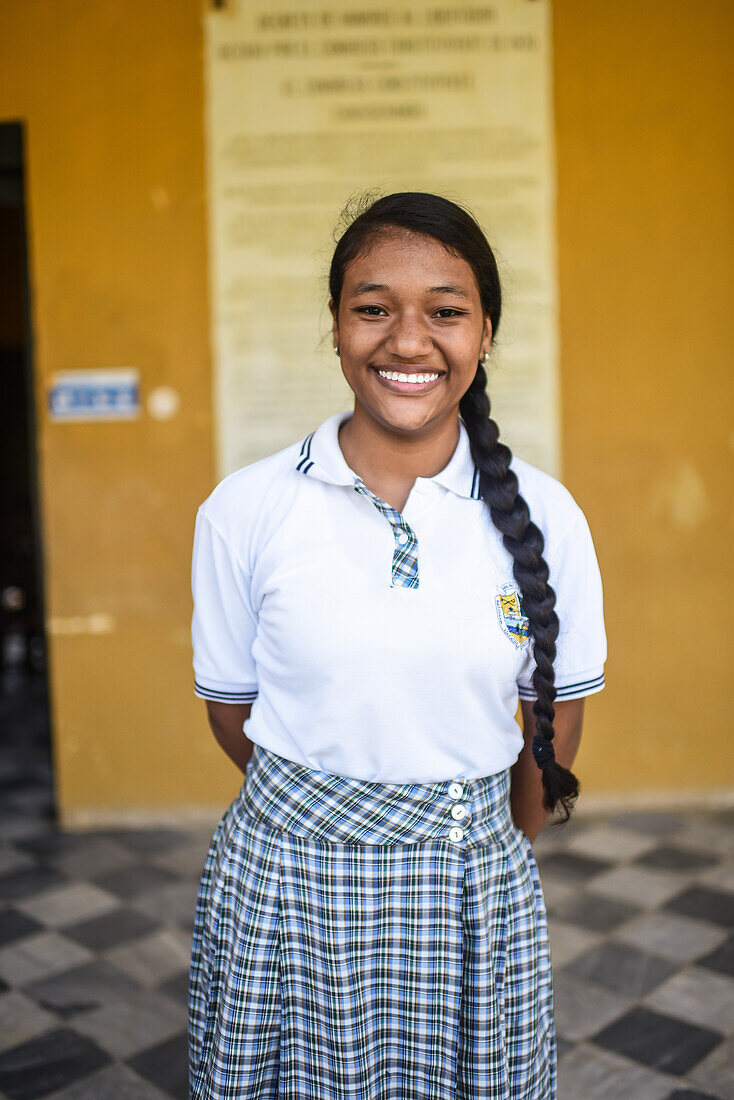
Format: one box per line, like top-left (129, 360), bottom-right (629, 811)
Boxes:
top-left (0, 1), bottom-right (731, 819)
top-left (553, 0), bottom-right (733, 796)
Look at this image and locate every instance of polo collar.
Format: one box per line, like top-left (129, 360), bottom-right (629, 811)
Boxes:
top-left (296, 411), bottom-right (481, 500)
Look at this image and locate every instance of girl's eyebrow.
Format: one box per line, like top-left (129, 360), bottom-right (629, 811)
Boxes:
top-left (350, 282), bottom-right (470, 298)
top-left (351, 282), bottom-right (389, 295)
top-left (427, 284), bottom-right (470, 299)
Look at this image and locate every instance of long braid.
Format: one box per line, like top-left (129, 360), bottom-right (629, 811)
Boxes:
top-left (460, 363), bottom-right (580, 819)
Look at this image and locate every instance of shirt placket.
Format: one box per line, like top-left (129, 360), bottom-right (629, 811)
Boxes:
top-left (353, 476), bottom-right (420, 589)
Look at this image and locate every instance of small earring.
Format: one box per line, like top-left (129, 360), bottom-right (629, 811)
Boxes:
top-left (334, 346), bottom-right (340, 356)
top-left (482, 351), bottom-right (489, 363)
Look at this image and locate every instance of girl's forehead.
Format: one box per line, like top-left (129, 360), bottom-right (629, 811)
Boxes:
top-left (343, 230), bottom-right (478, 291)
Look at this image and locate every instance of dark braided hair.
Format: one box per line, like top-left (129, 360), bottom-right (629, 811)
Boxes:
top-left (329, 191), bottom-right (580, 820)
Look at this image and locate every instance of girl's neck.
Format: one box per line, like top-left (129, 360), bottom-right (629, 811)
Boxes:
top-left (338, 405), bottom-right (460, 510)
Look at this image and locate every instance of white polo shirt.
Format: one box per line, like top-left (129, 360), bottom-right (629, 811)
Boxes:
top-left (191, 410), bottom-right (606, 783)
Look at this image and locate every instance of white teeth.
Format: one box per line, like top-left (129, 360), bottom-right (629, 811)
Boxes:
top-left (377, 370), bottom-right (440, 384)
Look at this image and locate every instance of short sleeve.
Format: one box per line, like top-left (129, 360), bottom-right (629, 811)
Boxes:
top-left (517, 510), bottom-right (607, 701)
top-left (191, 507), bottom-right (259, 704)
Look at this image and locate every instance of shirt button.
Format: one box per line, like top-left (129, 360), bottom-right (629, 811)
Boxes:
top-left (450, 803), bottom-right (467, 820)
top-left (395, 529), bottom-right (409, 544)
top-left (449, 826), bottom-right (464, 842)
top-left (448, 782), bottom-right (464, 800)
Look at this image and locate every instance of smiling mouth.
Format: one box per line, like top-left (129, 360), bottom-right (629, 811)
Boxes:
top-left (372, 367), bottom-right (444, 390)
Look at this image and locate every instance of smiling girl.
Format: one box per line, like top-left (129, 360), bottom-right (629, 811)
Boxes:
top-left (188, 192), bottom-right (606, 1099)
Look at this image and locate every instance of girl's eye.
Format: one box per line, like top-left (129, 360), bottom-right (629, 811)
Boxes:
top-left (355, 305), bottom-right (387, 316)
top-left (434, 308), bottom-right (464, 318)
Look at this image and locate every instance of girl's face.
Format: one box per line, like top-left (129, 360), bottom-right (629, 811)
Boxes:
top-left (331, 229), bottom-right (492, 437)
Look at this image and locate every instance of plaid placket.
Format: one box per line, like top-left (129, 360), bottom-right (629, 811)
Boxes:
top-left (352, 475), bottom-right (419, 589)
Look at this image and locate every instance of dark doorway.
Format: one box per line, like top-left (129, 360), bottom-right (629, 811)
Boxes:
top-left (0, 122), bottom-right (54, 826)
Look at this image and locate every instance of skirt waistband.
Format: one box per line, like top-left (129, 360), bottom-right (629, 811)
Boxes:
top-left (238, 743), bottom-right (517, 848)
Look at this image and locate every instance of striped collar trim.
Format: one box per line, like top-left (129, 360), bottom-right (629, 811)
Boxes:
top-left (295, 430), bottom-right (318, 477)
top-left (296, 411), bottom-right (481, 500)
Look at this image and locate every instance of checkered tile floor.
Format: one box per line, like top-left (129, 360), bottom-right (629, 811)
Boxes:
top-left (0, 804), bottom-right (733, 1097)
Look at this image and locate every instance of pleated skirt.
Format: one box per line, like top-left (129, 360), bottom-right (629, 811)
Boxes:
top-left (188, 743), bottom-right (556, 1099)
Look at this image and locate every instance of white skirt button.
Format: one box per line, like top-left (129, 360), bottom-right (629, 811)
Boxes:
top-left (448, 826), bottom-right (465, 842)
top-left (395, 529), bottom-right (409, 544)
top-left (448, 782), bottom-right (464, 799)
top-left (450, 804), bottom-right (467, 820)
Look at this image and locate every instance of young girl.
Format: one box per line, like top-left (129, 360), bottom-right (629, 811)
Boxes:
top-left (188, 192), bottom-right (606, 1099)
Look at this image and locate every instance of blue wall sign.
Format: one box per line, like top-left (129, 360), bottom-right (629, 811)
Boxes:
top-left (48, 369), bottom-right (140, 421)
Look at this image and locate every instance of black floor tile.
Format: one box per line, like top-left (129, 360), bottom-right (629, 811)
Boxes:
top-left (93, 863), bottom-right (180, 900)
top-left (593, 1006), bottom-right (724, 1077)
top-left (0, 865), bottom-right (67, 901)
top-left (24, 960), bottom-right (139, 1018)
top-left (564, 940), bottom-right (676, 997)
top-left (697, 933), bottom-right (734, 978)
top-left (127, 1032), bottom-right (189, 1098)
top-left (13, 832), bottom-right (95, 861)
top-left (535, 851), bottom-right (612, 882)
top-left (634, 846), bottom-right (720, 873)
top-left (664, 1090), bottom-right (720, 1099)
top-left (546, 890), bottom-right (640, 933)
top-left (664, 886), bottom-right (734, 927)
top-left (0, 907), bottom-right (44, 946)
top-left (0, 1027), bottom-right (111, 1099)
top-left (158, 970), bottom-right (190, 1005)
top-left (63, 906), bottom-right (159, 951)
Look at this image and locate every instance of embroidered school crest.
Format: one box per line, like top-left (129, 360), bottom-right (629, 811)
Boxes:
top-left (495, 585), bottom-right (531, 648)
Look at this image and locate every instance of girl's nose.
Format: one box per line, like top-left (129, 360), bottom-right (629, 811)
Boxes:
top-left (385, 315), bottom-right (433, 358)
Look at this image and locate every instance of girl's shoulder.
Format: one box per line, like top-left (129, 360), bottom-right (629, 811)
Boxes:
top-left (509, 454), bottom-right (591, 547)
top-left (197, 438), bottom-right (303, 544)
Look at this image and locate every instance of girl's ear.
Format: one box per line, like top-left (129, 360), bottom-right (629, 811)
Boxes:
top-left (329, 299), bottom-right (339, 348)
top-left (481, 315), bottom-right (493, 357)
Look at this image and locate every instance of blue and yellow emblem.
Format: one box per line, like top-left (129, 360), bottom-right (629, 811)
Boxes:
top-left (495, 584), bottom-right (531, 648)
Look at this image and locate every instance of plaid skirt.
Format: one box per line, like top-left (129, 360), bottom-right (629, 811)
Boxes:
top-left (188, 744), bottom-right (556, 1099)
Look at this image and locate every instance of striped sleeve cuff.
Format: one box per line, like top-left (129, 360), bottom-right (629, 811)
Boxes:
top-left (518, 671), bottom-right (605, 702)
top-left (194, 678), bottom-right (259, 704)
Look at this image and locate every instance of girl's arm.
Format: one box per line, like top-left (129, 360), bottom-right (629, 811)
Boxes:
top-left (205, 701), bottom-right (254, 774)
top-left (510, 698), bottom-right (585, 843)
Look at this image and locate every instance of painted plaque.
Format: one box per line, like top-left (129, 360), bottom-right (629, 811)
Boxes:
top-left (204, 0), bottom-right (560, 476)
